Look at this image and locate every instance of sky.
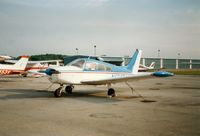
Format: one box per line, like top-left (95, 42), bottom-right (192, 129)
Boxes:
top-left (0, 0), bottom-right (200, 59)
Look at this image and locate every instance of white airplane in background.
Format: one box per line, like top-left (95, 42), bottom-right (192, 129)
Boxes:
top-left (0, 55), bottom-right (12, 61)
top-left (5, 59), bottom-right (62, 77)
top-left (139, 62), bottom-right (155, 72)
top-left (45, 49), bottom-right (174, 97)
top-left (0, 56), bottom-right (29, 75)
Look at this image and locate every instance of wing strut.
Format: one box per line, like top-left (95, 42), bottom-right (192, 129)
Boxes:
top-left (125, 82), bottom-right (157, 103)
top-left (125, 82), bottom-right (145, 101)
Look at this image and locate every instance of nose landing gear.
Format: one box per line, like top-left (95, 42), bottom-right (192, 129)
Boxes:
top-left (54, 85), bottom-right (64, 97)
top-left (54, 85), bottom-right (74, 97)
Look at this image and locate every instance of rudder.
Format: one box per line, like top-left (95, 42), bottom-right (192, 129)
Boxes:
top-left (126, 49), bottom-right (142, 74)
top-left (14, 56), bottom-right (29, 70)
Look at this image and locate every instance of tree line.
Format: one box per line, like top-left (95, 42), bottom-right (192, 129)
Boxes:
top-left (17, 54), bottom-right (67, 61)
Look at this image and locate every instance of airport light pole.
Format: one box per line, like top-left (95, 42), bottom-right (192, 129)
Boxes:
top-left (157, 49), bottom-right (160, 58)
top-left (178, 53), bottom-right (180, 59)
top-left (94, 45), bottom-right (96, 56)
top-left (76, 48), bottom-right (79, 55)
top-left (176, 53), bottom-right (180, 69)
top-left (158, 49), bottom-right (163, 69)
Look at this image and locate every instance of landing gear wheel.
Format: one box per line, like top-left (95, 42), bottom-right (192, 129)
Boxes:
top-left (54, 87), bottom-right (62, 97)
top-left (65, 86), bottom-right (73, 94)
top-left (107, 88), bottom-right (116, 97)
top-left (21, 73), bottom-right (27, 77)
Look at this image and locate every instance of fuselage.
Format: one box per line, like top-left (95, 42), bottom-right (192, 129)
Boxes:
top-left (0, 64), bottom-right (25, 75)
top-left (47, 58), bottom-right (146, 85)
top-left (49, 68), bottom-right (134, 85)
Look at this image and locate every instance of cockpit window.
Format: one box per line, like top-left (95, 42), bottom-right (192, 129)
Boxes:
top-left (84, 61), bottom-right (112, 71)
top-left (69, 59), bottom-right (85, 68)
top-left (85, 62), bottom-right (97, 70)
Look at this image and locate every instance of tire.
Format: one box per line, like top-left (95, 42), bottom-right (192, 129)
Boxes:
top-left (54, 88), bottom-right (62, 97)
top-left (21, 73), bottom-right (27, 77)
top-left (65, 86), bottom-right (73, 94)
top-left (107, 88), bottom-right (115, 97)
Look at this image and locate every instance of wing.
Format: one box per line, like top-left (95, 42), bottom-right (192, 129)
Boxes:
top-left (81, 73), bottom-right (154, 85)
top-left (33, 60), bottom-right (62, 63)
top-left (5, 60), bottom-right (62, 64)
top-left (4, 60), bottom-right (17, 63)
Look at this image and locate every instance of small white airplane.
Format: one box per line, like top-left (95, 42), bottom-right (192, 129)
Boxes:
top-left (0, 56), bottom-right (29, 75)
top-left (0, 55), bottom-right (12, 61)
top-left (45, 49), bottom-right (174, 97)
top-left (5, 59), bottom-right (62, 77)
top-left (139, 62), bottom-right (155, 72)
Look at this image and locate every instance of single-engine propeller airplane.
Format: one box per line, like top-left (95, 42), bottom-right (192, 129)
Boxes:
top-left (45, 49), bottom-right (174, 97)
top-left (139, 62), bottom-right (155, 72)
top-left (0, 56), bottom-right (29, 75)
top-left (5, 59), bottom-right (62, 77)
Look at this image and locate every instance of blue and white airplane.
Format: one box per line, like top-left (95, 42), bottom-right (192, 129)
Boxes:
top-left (46, 49), bottom-right (174, 97)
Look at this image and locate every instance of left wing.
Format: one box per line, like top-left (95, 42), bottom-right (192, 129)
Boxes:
top-left (81, 73), bottom-right (154, 85)
top-left (30, 60), bottom-right (62, 64)
top-left (5, 60), bottom-right (62, 64)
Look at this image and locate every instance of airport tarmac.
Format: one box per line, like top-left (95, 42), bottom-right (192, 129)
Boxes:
top-left (0, 75), bottom-right (199, 136)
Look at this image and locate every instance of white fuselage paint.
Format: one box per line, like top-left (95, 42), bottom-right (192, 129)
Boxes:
top-left (48, 66), bottom-right (133, 84)
top-left (0, 65), bottom-right (24, 70)
top-left (49, 72), bottom-right (132, 85)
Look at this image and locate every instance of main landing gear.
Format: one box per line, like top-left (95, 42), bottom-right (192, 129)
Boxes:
top-left (107, 88), bottom-right (116, 97)
top-left (54, 85), bottom-right (74, 97)
top-left (65, 85), bottom-right (73, 94)
top-left (107, 83), bottom-right (116, 97)
top-left (54, 84), bottom-right (116, 98)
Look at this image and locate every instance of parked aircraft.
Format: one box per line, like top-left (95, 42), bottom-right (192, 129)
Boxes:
top-left (5, 60), bottom-right (62, 77)
top-left (45, 49), bottom-right (173, 97)
top-left (0, 55), bottom-right (12, 62)
top-left (0, 56), bottom-right (29, 75)
top-left (139, 62), bottom-right (155, 72)
top-left (0, 55), bottom-right (12, 59)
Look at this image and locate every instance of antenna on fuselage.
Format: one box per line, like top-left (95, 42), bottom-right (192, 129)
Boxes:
top-left (87, 56), bottom-right (91, 59)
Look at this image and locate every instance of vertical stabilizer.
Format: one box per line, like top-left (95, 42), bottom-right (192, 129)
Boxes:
top-left (14, 56), bottom-right (29, 70)
top-left (127, 49), bottom-right (142, 74)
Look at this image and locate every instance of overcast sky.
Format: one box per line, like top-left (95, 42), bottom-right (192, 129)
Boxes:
top-left (0, 0), bottom-right (199, 58)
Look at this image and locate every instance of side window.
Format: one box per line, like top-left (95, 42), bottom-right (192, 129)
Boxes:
top-left (85, 62), bottom-right (97, 70)
top-left (96, 63), bottom-right (112, 71)
top-left (85, 62), bottom-right (112, 71)
top-left (105, 66), bottom-right (111, 71)
top-left (97, 64), bottom-right (105, 71)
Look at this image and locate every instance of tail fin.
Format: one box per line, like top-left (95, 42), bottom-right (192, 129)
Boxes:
top-left (149, 62), bottom-right (155, 68)
top-left (14, 56), bottom-right (29, 70)
top-left (127, 49), bottom-right (142, 74)
top-left (56, 61), bottom-right (60, 66)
